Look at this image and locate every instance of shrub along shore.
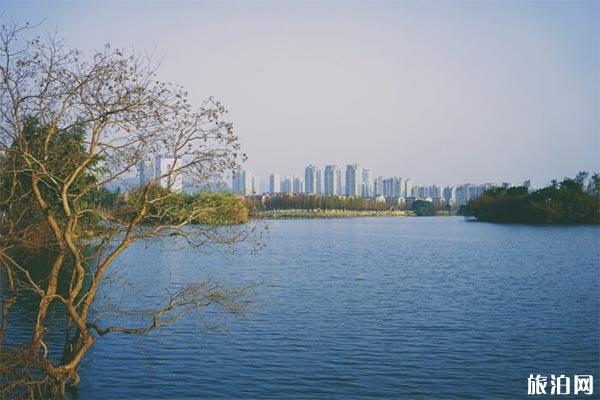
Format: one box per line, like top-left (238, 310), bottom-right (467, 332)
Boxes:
top-left (463, 172), bottom-right (599, 225)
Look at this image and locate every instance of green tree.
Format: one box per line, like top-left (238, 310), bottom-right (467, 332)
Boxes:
top-left (412, 200), bottom-right (436, 216)
top-left (0, 117), bottom-right (104, 251)
top-left (464, 172), bottom-right (599, 224)
top-left (0, 22), bottom-right (254, 398)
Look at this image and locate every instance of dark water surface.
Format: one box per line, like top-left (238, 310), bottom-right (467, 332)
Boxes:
top-left (75, 217), bottom-right (599, 399)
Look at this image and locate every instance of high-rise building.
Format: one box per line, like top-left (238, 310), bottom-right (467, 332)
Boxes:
top-left (324, 165), bottom-right (342, 196)
top-left (232, 169), bottom-right (254, 195)
top-left (315, 168), bottom-right (322, 195)
top-left (404, 178), bottom-right (413, 198)
top-left (138, 158), bottom-right (155, 187)
top-left (443, 186), bottom-right (456, 206)
top-left (362, 168), bottom-right (374, 197)
top-left (382, 178), bottom-right (392, 197)
top-left (345, 164), bottom-right (363, 197)
top-left (304, 165), bottom-right (322, 194)
top-left (469, 183), bottom-right (493, 199)
top-left (415, 185), bottom-right (427, 199)
top-left (383, 177), bottom-right (403, 197)
top-left (374, 176), bottom-right (384, 196)
top-left (455, 183), bottom-right (470, 206)
top-left (281, 176), bottom-right (293, 193)
top-left (428, 185), bottom-right (442, 199)
top-left (154, 155), bottom-right (183, 192)
top-left (293, 176), bottom-right (304, 193)
top-left (269, 174), bottom-right (281, 193)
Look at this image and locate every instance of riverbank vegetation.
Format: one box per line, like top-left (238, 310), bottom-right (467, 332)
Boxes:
top-left (248, 194), bottom-right (392, 212)
top-left (248, 195), bottom-right (443, 218)
top-left (126, 186), bottom-right (249, 225)
top-left (463, 172), bottom-right (599, 224)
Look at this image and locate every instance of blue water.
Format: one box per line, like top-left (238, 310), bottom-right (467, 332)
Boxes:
top-left (75, 217), bottom-right (599, 399)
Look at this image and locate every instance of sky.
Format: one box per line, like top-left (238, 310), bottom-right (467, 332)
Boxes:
top-left (1, 0), bottom-right (599, 187)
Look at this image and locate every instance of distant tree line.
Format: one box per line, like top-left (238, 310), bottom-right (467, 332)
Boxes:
top-left (249, 195), bottom-right (391, 212)
top-left (463, 172), bottom-right (599, 224)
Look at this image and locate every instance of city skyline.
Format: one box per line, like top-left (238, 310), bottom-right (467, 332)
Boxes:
top-left (3, 1), bottom-right (598, 187)
top-left (236, 162), bottom-right (506, 195)
top-left (232, 163), bottom-right (499, 209)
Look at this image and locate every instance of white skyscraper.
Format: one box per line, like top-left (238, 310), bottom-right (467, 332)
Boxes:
top-left (362, 168), bottom-right (374, 197)
top-left (315, 168), bottom-right (322, 195)
top-left (324, 165), bottom-right (342, 196)
top-left (304, 165), bottom-right (322, 194)
top-left (138, 158), bottom-right (155, 187)
top-left (154, 155), bottom-right (183, 192)
top-left (232, 169), bottom-right (254, 195)
top-left (399, 178), bottom-right (406, 197)
top-left (269, 174), bottom-right (281, 193)
top-left (404, 178), bottom-right (413, 198)
top-left (345, 163), bottom-right (363, 197)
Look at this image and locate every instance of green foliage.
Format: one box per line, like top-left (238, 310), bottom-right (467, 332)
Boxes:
top-left (464, 172), bottom-right (600, 224)
top-left (248, 195), bottom-right (390, 212)
top-left (412, 200), bottom-right (436, 216)
top-left (0, 117), bottom-right (104, 248)
top-left (126, 185), bottom-right (249, 225)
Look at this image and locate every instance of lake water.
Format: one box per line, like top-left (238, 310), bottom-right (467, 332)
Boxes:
top-left (75, 217), bottom-right (599, 399)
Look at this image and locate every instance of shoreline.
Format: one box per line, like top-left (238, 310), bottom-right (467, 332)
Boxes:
top-left (256, 210), bottom-right (456, 219)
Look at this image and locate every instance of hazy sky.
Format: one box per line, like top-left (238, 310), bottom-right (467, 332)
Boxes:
top-left (2, 1), bottom-right (598, 186)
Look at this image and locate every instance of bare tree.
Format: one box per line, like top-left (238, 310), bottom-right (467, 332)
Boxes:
top-left (0, 21), bottom-right (257, 398)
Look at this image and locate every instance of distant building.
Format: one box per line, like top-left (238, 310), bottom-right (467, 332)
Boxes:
top-left (404, 178), bottom-right (413, 199)
top-left (414, 185), bottom-right (427, 199)
top-left (362, 168), bottom-right (374, 197)
top-left (454, 183), bottom-right (494, 206)
top-left (281, 176), bottom-right (293, 193)
top-left (232, 169), bottom-right (254, 195)
top-left (383, 177), bottom-right (403, 198)
top-left (470, 183), bottom-right (494, 199)
top-left (455, 184), bottom-right (469, 206)
top-left (374, 176), bottom-right (384, 196)
top-left (269, 174), bottom-right (281, 193)
top-left (138, 156), bottom-right (183, 191)
top-left (431, 196), bottom-right (445, 208)
top-left (345, 163), bottom-right (363, 197)
top-left (315, 169), bottom-right (322, 195)
top-left (428, 185), bottom-right (442, 199)
top-left (138, 158), bottom-right (155, 187)
top-left (154, 155), bottom-right (183, 192)
top-left (304, 165), bottom-right (322, 194)
top-left (324, 165), bottom-right (342, 196)
top-left (443, 186), bottom-right (456, 207)
top-left (293, 176), bottom-right (304, 193)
